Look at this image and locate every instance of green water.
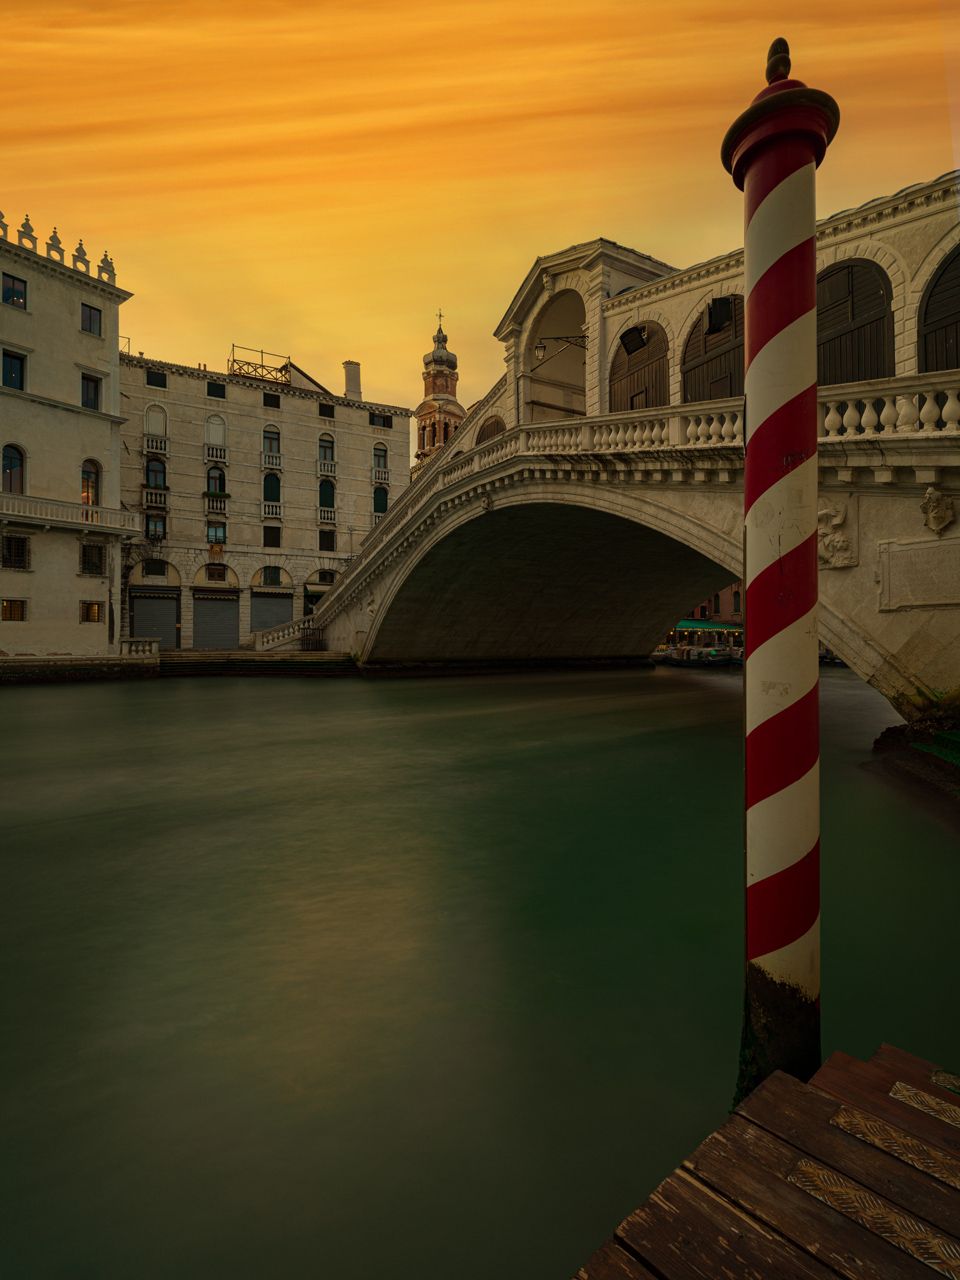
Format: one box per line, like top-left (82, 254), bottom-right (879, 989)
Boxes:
top-left (1, 668), bottom-right (956, 1278)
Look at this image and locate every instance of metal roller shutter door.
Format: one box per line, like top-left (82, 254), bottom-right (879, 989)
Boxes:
top-left (131, 593), bottom-right (179, 650)
top-left (193, 593), bottom-right (240, 650)
top-left (250, 592), bottom-right (293, 632)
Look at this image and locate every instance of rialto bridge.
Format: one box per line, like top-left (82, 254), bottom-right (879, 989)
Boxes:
top-left (257, 171), bottom-right (960, 721)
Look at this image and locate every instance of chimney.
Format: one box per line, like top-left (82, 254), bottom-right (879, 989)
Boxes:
top-left (343, 360), bottom-right (361, 400)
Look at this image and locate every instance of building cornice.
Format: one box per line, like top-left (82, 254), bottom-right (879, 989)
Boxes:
top-left (1, 385), bottom-right (126, 426)
top-left (119, 353), bottom-right (415, 418)
top-left (0, 237), bottom-right (132, 303)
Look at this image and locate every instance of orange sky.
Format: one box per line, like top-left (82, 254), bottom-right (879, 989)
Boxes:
top-left (7, 0), bottom-right (959, 410)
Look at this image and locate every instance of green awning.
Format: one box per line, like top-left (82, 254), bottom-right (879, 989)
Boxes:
top-left (673, 619), bottom-right (742, 632)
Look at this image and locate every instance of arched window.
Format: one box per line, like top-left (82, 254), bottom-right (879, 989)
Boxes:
top-left (373, 485), bottom-right (388, 515)
top-left (145, 458), bottom-right (166, 489)
top-left (318, 478), bottom-right (335, 509)
top-left (2, 444), bottom-right (24, 494)
top-left (681, 296), bottom-right (744, 402)
top-left (919, 244), bottom-right (960, 373)
top-left (81, 459), bottom-right (101, 505)
top-left (318, 434), bottom-right (335, 462)
top-left (373, 444), bottom-right (388, 470)
top-left (263, 427), bottom-right (280, 455)
top-left (204, 414), bottom-right (226, 446)
top-left (609, 322), bottom-right (669, 411)
top-left (263, 472), bottom-right (281, 502)
top-left (476, 417), bottom-right (505, 445)
top-left (817, 261), bottom-right (893, 385)
top-left (206, 466), bottom-right (226, 494)
top-left (144, 404), bottom-right (167, 437)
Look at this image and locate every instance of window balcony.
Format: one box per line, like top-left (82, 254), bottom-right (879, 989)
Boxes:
top-left (143, 487), bottom-right (168, 508)
top-left (317, 459), bottom-right (336, 477)
top-left (317, 506), bottom-right (336, 524)
top-left (372, 467), bottom-right (390, 483)
top-left (262, 501), bottom-right (283, 519)
top-left (144, 434), bottom-right (168, 456)
top-left (206, 495), bottom-right (228, 515)
top-left (0, 492), bottom-right (139, 535)
top-left (261, 451), bottom-right (283, 470)
top-left (205, 444), bottom-right (228, 463)
top-left (373, 512), bottom-right (386, 525)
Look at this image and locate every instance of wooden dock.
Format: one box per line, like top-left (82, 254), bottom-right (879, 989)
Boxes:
top-left (577, 1044), bottom-right (960, 1279)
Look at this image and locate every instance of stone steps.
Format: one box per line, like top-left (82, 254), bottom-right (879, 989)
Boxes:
top-left (157, 651), bottom-right (357, 678)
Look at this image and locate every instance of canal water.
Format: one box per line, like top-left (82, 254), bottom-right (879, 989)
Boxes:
top-left (2, 668), bottom-right (957, 1277)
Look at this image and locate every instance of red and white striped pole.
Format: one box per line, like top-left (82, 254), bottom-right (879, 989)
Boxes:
top-left (722, 39), bottom-right (839, 1098)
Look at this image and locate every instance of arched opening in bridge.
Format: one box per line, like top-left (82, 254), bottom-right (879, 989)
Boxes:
top-left (816, 260), bottom-right (893, 384)
top-left (919, 243), bottom-right (960, 372)
top-left (609, 321), bottom-right (669, 411)
top-left (681, 296), bottom-right (744, 402)
top-left (476, 417), bottom-right (505, 445)
top-left (365, 503), bottom-right (736, 665)
top-left (523, 289), bottom-right (586, 423)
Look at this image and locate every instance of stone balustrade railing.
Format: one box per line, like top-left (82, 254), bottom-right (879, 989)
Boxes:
top-left (819, 374), bottom-right (960, 437)
top-left (0, 492), bottom-right (140, 534)
top-left (144, 434), bottom-right (168, 455)
top-left (254, 618), bottom-right (305, 651)
top-left (120, 638), bottom-right (160, 657)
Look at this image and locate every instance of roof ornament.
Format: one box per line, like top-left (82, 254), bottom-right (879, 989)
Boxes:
top-left (73, 239), bottom-right (90, 273)
top-left (18, 215), bottom-right (37, 252)
top-left (766, 37), bottom-right (791, 84)
top-left (46, 227), bottom-right (64, 263)
top-left (0, 212), bottom-right (7, 242)
top-left (97, 250), bottom-right (116, 284)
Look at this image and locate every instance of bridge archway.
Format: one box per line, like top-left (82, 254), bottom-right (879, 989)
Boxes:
top-left (523, 289), bottom-right (587, 422)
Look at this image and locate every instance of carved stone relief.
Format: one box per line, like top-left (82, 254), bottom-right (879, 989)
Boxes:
top-left (817, 496), bottom-right (858, 568)
top-left (920, 486), bottom-right (955, 536)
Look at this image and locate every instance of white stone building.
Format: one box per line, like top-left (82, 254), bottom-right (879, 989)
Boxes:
top-left (0, 215), bottom-right (137, 656)
top-left (119, 349), bottom-right (412, 649)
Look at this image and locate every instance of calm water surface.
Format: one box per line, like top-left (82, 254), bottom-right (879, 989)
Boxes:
top-left (2, 668), bottom-right (957, 1277)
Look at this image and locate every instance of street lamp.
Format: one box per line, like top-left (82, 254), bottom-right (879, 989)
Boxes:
top-left (533, 334), bottom-right (588, 362)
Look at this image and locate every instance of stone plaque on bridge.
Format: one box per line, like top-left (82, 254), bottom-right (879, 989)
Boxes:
top-left (878, 537), bottom-right (960, 610)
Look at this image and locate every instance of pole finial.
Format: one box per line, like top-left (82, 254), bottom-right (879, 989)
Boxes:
top-left (766, 37), bottom-right (791, 84)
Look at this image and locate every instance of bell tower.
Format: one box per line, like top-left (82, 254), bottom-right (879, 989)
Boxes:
top-left (414, 311), bottom-right (465, 463)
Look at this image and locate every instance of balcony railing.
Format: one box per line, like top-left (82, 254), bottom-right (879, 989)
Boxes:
top-left (0, 493), bottom-right (140, 535)
top-left (262, 501), bottom-right (283, 519)
top-left (261, 451), bottom-right (283, 470)
top-left (144, 434), bottom-right (168, 456)
top-left (818, 374), bottom-right (960, 436)
top-left (317, 459), bottom-right (336, 477)
top-left (143, 488), bottom-right (167, 508)
top-left (372, 467), bottom-right (390, 483)
top-left (373, 512), bottom-right (386, 525)
top-left (205, 444), bottom-right (228, 463)
top-left (206, 495), bottom-right (228, 514)
top-left (318, 506), bottom-right (336, 524)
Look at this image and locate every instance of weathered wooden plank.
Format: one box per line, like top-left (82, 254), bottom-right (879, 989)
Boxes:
top-left (684, 1114), bottom-right (936, 1279)
top-left (574, 1238), bottom-right (658, 1280)
top-left (616, 1169), bottom-right (842, 1280)
top-left (816, 1055), bottom-right (960, 1160)
top-left (738, 1071), bottom-right (960, 1235)
top-left (873, 1045), bottom-right (960, 1098)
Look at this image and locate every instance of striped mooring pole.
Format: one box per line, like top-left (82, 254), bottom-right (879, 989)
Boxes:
top-left (722, 40), bottom-right (839, 1100)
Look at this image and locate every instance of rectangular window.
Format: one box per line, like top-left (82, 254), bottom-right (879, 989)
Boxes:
top-left (261, 565), bottom-right (282, 586)
top-left (80, 601), bottom-right (105, 623)
top-left (145, 513), bottom-right (166, 540)
top-left (81, 303), bottom-right (102, 336)
top-left (206, 564), bottom-right (227, 582)
top-left (318, 529), bottom-right (336, 552)
top-left (1, 598), bottom-right (27, 621)
top-left (143, 558), bottom-right (167, 577)
top-left (263, 391), bottom-right (281, 409)
top-left (207, 521), bottom-right (227, 544)
top-left (263, 526), bottom-right (281, 548)
top-left (207, 381), bottom-right (226, 399)
top-left (81, 373), bottom-right (101, 410)
top-left (80, 543), bottom-right (107, 575)
top-left (368, 412), bottom-right (392, 428)
top-left (1, 535), bottom-right (30, 571)
top-left (146, 369), bottom-right (167, 389)
top-left (2, 350), bottom-right (25, 390)
top-left (2, 273), bottom-right (27, 309)
top-left (318, 402), bottom-right (335, 419)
